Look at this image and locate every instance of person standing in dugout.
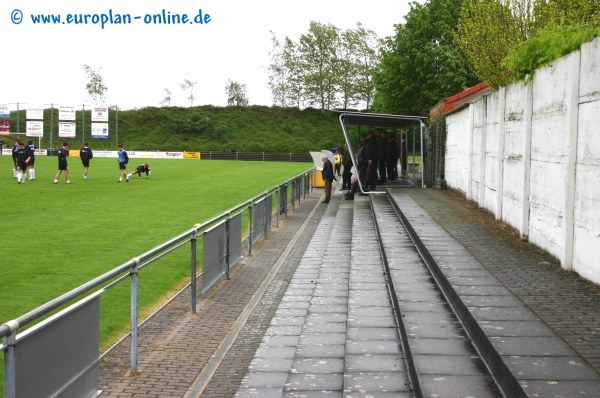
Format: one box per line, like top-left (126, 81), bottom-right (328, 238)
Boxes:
top-left (26, 140), bottom-right (36, 180)
top-left (117, 144), bottom-right (129, 182)
top-left (80, 143), bottom-right (93, 180)
top-left (16, 142), bottom-right (31, 184)
top-left (54, 143), bottom-right (71, 184)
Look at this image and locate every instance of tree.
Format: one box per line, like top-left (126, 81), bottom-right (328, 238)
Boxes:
top-left (456, 0), bottom-right (600, 90)
top-left (225, 80), bottom-right (249, 106)
top-left (267, 32), bottom-right (288, 107)
top-left (298, 21), bottom-right (340, 111)
top-left (353, 23), bottom-right (381, 110)
top-left (180, 76), bottom-right (197, 107)
top-left (82, 64), bottom-right (108, 105)
top-left (283, 37), bottom-right (306, 108)
top-left (159, 88), bottom-right (172, 107)
top-left (374, 0), bottom-right (479, 116)
top-left (456, 0), bottom-right (525, 89)
top-left (336, 28), bottom-right (359, 110)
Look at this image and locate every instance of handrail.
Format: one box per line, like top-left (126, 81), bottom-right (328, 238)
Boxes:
top-left (0, 167), bottom-right (313, 340)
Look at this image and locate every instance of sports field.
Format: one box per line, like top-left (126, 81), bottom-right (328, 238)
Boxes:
top-left (0, 154), bottom-right (312, 391)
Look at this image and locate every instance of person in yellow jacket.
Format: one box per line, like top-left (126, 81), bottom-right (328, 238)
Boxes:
top-left (334, 151), bottom-right (342, 177)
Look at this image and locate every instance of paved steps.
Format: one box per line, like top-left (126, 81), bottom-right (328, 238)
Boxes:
top-left (386, 190), bottom-right (600, 397)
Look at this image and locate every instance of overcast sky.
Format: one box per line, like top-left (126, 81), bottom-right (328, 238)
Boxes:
top-left (1, 0), bottom-right (419, 110)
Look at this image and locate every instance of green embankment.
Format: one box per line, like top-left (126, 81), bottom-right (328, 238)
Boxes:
top-left (4, 106), bottom-right (363, 152)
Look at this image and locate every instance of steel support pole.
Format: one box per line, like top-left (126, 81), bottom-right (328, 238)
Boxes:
top-left (248, 205), bottom-right (253, 256)
top-left (50, 103), bottom-right (54, 149)
top-left (190, 231), bottom-right (197, 314)
top-left (3, 321), bottom-right (18, 398)
top-left (275, 189), bottom-right (279, 228)
top-left (130, 260), bottom-right (139, 373)
top-left (225, 213), bottom-right (231, 280)
top-left (82, 105), bottom-right (85, 146)
top-left (17, 102), bottom-right (19, 134)
top-left (291, 182), bottom-right (295, 211)
top-left (116, 105), bottom-right (119, 146)
top-left (264, 196), bottom-right (268, 239)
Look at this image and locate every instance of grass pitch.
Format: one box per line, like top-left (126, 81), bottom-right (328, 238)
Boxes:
top-left (0, 155), bottom-right (311, 392)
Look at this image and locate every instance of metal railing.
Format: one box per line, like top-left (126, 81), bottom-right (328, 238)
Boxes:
top-left (0, 168), bottom-right (315, 398)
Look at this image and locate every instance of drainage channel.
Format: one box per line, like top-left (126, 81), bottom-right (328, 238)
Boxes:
top-left (370, 194), bottom-right (504, 398)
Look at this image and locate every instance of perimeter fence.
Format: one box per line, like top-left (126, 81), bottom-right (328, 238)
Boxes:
top-left (0, 167), bottom-right (315, 398)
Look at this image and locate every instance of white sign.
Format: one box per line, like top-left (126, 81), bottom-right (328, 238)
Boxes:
top-left (91, 105), bottom-right (108, 122)
top-left (91, 150), bottom-right (117, 158)
top-left (26, 121), bottom-right (43, 137)
top-left (59, 122), bottom-right (76, 138)
top-left (59, 105), bottom-right (76, 121)
top-left (91, 122), bottom-right (109, 139)
top-left (0, 104), bottom-right (9, 119)
top-left (27, 105), bottom-right (44, 120)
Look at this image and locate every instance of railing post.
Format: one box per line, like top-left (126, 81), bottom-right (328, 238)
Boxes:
top-left (291, 181), bottom-right (295, 211)
top-left (290, 153), bottom-right (292, 162)
top-left (225, 213), bottom-right (231, 280)
top-left (3, 320), bottom-right (18, 398)
top-left (190, 231), bottom-right (197, 314)
top-left (210, 151), bottom-right (212, 160)
top-left (276, 189), bottom-right (279, 228)
top-left (264, 195), bottom-right (268, 239)
top-left (248, 204), bottom-right (253, 256)
top-left (130, 258), bottom-right (140, 373)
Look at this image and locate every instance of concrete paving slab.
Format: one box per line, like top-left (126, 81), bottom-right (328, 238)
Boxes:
top-left (248, 358), bottom-right (294, 372)
top-left (409, 338), bottom-right (476, 356)
top-left (480, 320), bottom-right (558, 337)
top-left (299, 333), bottom-right (346, 345)
top-left (294, 344), bottom-right (345, 358)
top-left (489, 336), bottom-right (577, 356)
top-left (505, 356), bottom-right (600, 380)
top-left (290, 357), bottom-right (344, 373)
top-left (345, 340), bottom-right (402, 355)
top-left (343, 372), bottom-right (410, 392)
top-left (235, 387), bottom-right (284, 397)
top-left (468, 306), bottom-right (541, 321)
top-left (419, 375), bottom-right (502, 398)
top-left (413, 355), bottom-right (490, 376)
top-left (346, 327), bottom-right (399, 341)
top-left (344, 354), bottom-right (406, 372)
top-left (284, 373), bottom-right (343, 391)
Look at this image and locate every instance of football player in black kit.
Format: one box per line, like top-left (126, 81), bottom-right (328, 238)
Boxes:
top-left (16, 141), bottom-right (31, 184)
top-left (12, 140), bottom-right (20, 179)
top-left (26, 140), bottom-right (36, 180)
top-left (80, 142), bottom-right (93, 180)
top-left (54, 143), bottom-right (71, 184)
top-left (127, 164), bottom-right (152, 179)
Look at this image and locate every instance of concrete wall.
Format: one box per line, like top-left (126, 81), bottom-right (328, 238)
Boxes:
top-left (445, 36), bottom-right (600, 284)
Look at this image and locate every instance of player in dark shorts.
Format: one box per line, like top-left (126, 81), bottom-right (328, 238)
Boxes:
top-left (127, 164), bottom-right (152, 179)
top-left (80, 142), bottom-right (93, 180)
top-left (27, 140), bottom-right (36, 180)
top-left (54, 143), bottom-right (71, 184)
top-left (16, 142), bottom-right (31, 184)
top-left (117, 144), bottom-right (129, 182)
top-left (12, 140), bottom-right (20, 178)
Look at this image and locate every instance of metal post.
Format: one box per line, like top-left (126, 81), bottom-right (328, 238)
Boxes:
top-left (16, 102), bottom-right (19, 134)
top-left (116, 105), bottom-right (119, 146)
top-left (262, 152), bottom-right (265, 161)
top-left (264, 196), bottom-right (268, 239)
top-left (210, 151), bottom-right (212, 160)
top-left (275, 189), bottom-right (279, 228)
top-left (420, 121), bottom-right (425, 188)
top-left (248, 204), bottom-right (253, 256)
top-left (82, 104), bottom-right (85, 146)
top-left (130, 260), bottom-right (139, 373)
top-left (291, 182), bottom-right (295, 211)
top-left (3, 320), bottom-right (18, 398)
top-left (413, 125), bottom-right (416, 185)
top-left (50, 103), bottom-right (54, 149)
top-left (225, 213), bottom-right (230, 280)
top-left (290, 153), bottom-right (292, 162)
top-left (190, 231), bottom-right (197, 314)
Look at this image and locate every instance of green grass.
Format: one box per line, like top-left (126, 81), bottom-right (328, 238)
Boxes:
top-left (0, 155), bottom-right (311, 394)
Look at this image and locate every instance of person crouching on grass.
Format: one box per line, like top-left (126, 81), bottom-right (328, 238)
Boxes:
top-left (117, 144), bottom-right (129, 182)
top-left (127, 164), bottom-right (151, 179)
top-left (54, 143), bottom-right (71, 184)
